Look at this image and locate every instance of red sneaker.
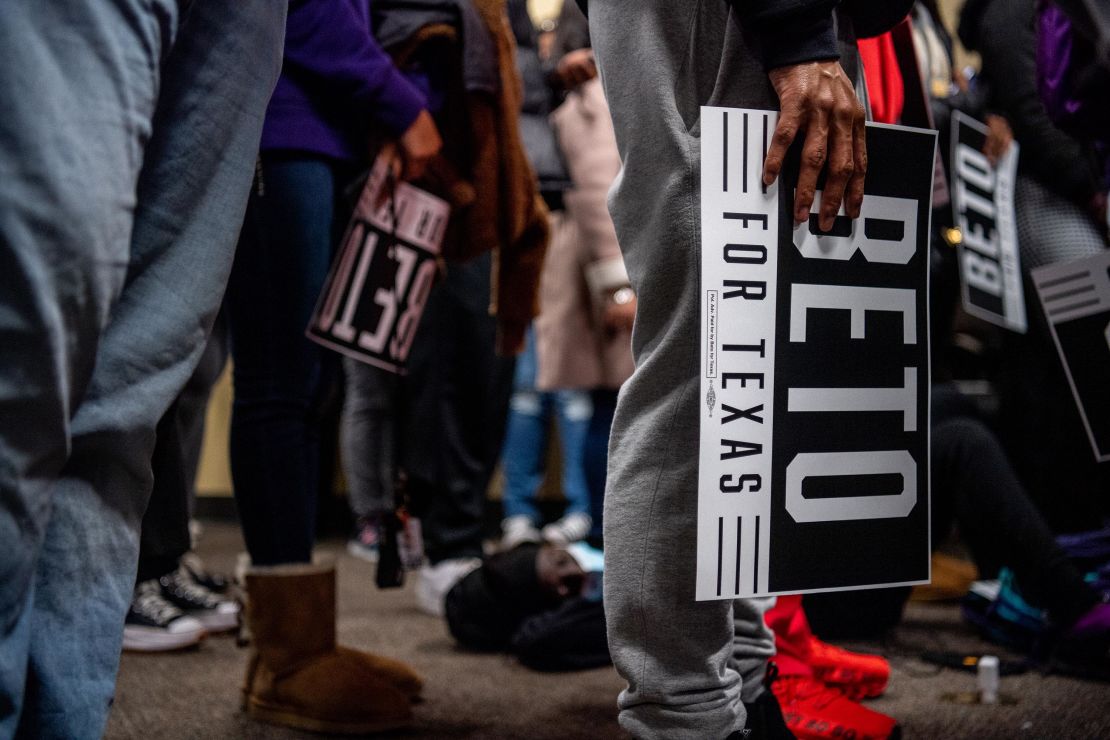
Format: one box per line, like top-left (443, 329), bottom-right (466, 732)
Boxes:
top-left (805, 636), bottom-right (890, 700)
top-left (771, 675), bottom-right (901, 740)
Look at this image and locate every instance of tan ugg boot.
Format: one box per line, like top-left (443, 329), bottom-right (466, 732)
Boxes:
top-left (241, 562), bottom-right (423, 734)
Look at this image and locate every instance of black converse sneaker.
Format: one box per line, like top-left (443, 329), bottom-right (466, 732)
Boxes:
top-left (123, 580), bottom-right (206, 652)
top-left (159, 565), bottom-right (240, 633)
top-left (180, 551), bottom-right (231, 594)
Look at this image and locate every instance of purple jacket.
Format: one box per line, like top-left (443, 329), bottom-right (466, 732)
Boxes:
top-left (261, 0), bottom-right (427, 161)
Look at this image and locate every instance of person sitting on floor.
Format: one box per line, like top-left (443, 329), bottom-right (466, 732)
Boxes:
top-left (444, 542), bottom-right (608, 671)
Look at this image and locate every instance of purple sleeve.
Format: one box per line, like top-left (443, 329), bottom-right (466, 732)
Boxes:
top-left (284, 0), bottom-right (427, 136)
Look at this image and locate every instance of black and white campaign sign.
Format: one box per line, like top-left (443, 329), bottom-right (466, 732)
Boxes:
top-left (308, 157), bottom-right (448, 374)
top-left (950, 112), bottom-right (1026, 333)
top-left (1032, 252), bottom-right (1110, 463)
top-left (698, 107), bottom-right (935, 600)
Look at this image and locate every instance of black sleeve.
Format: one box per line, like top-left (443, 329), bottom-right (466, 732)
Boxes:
top-left (554, 0), bottom-right (591, 57)
top-left (976, 0), bottom-right (1099, 203)
top-left (728, 0), bottom-right (840, 70)
top-left (545, 1), bottom-right (593, 92)
top-left (840, 0), bottom-right (915, 39)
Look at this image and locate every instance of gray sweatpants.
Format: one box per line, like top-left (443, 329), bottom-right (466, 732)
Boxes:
top-left (341, 357), bottom-right (398, 518)
top-left (590, 4), bottom-right (783, 738)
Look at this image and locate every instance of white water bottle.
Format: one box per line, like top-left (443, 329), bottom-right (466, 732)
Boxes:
top-left (978, 655), bottom-right (1000, 704)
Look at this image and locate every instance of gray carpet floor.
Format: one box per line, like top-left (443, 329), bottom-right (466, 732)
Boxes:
top-left (106, 522), bottom-right (1110, 739)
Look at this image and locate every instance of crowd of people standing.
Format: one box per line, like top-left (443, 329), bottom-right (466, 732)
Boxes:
top-left (2, 0), bottom-right (1109, 738)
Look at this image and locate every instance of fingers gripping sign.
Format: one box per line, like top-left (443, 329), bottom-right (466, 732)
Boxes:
top-left (763, 60), bottom-right (867, 231)
top-left (374, 109), bottom-right (443, 191)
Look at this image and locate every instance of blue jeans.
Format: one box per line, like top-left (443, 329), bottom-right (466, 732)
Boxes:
top-left (227, 156), bottom-right (349, 566)
top-left (0, 2), bottom-right (284, 736)
top-left (500, 331), bottom-right (593, 522)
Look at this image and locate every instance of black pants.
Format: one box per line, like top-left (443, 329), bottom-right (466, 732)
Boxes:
top-left (929, 385), bottom-right (1097, 624)
top-left (805, 384), bottom-right (1098, 637)
top-left (585, 389), bottom-right (619, 541)
top-left (136, 319), bottom-right (228, 582)
top-left (402, 252), bottom-right (515, 564)
top-left (996, 277), bottom-right (1110, 533)
top-left (225, 156), bottom-right (349, 566)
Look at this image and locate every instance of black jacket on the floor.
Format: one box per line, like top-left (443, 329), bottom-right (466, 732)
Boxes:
top-left (444, 550), bottom-right (609, 671)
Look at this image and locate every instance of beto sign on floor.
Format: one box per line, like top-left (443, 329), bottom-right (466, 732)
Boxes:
top-left (950, 112), bottom-right (1026, 333)
top-left (698, 107), bottom-right (935, 600)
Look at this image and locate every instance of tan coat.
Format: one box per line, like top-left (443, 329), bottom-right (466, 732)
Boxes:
top-left (535, 78), bottom-right (634, 391)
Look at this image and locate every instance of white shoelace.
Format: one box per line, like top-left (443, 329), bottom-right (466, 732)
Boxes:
top-left (134, 585), bottom-right (183, 624)
top-left (163, 568), bottom-right (218, 607)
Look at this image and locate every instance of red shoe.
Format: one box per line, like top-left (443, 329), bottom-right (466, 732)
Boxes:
top-left (771, 675), bottom-right (900, 740)
top-left (805, 636), bottom-right (890, 700)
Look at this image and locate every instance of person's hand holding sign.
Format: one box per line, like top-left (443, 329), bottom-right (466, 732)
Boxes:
top-left (556, 48), bottom-right (598, 89)
top-left (982, 114), bottom-right (1013, 167)
top-left (379, 109), bottom-right (442, 183)
top-left (762, 60), bottom-right (867, 231)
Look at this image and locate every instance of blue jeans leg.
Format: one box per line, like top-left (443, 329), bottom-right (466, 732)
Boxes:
top-left (227, 156), bottom-right (342, 566)
top-left (0, 3), bottom-right (161, 726)
top-left (499, 333), bottom-right (547, 523)
top-left (0, 2), bottom-right (284, 736)
top-left (554, 390), bottom-right (593, 518)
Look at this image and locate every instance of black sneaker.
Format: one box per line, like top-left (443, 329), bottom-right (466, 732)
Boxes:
top-left (123, 580), bottom-right (206, 652)
top-left (726, 661), bottom-right (802, 739)
top-left (739, 687), bottom-right (797, 740)
top-left (180, 551), bottom-right (231, 594)
top-left (159, 565), bottom-right (240, 633)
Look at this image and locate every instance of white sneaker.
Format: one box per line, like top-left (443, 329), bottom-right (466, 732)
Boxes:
top-left (415, 557), bottom-right (481, 617)
top-left (541, 512), bottom-right (592, 545)
top-left (500, 515), bottom-right (542, 551)
top-left (123, 580), bottom-right (207, 652)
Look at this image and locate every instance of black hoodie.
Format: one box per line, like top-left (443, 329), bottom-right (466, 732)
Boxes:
top-left (960, 0), bottom-right (1101, 204)
top-left (576, 0), bottom-right (914, 71)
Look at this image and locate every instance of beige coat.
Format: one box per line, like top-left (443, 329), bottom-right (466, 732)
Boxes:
top-left (535, 78), bottom-right (634, 391)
